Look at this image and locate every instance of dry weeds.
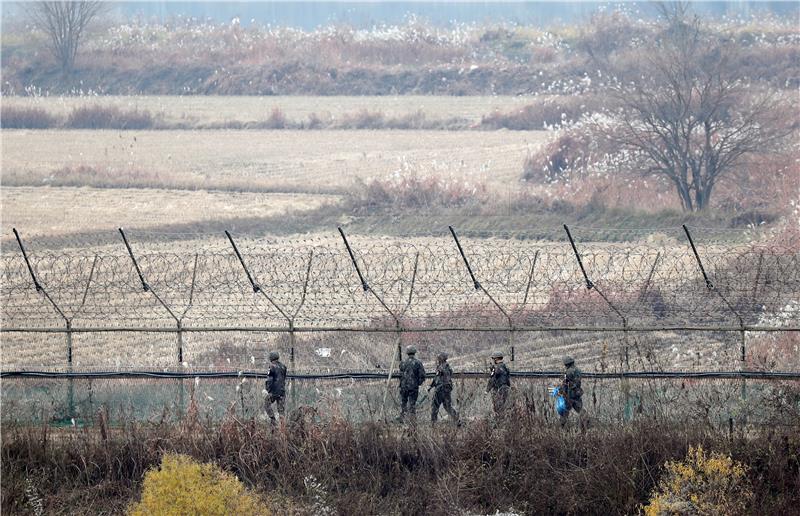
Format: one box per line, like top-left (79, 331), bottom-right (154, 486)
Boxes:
top-left (1, 95), bottom-right (536, 127)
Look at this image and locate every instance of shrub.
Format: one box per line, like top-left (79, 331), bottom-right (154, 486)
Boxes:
top-left (1, 105), bottom-right (59, 128)
top-left (305, 112), bottom-right (325, 129)
top-left (259, 107), bottom-right (289, 129)
top-left (128, 453), bottom-right (268, 516)
top-left (523, 130), bottom-right (594, 183)
top-left (348, 169), bottom-right (486, 214)
top-left (480, 95), bottom-right (601, 130)
top-left (643, 445), bottom-right (752, 516)
top-left (337, 109), bottom-right (386, 129)
top-left (65, 105), bottom-right (155, 129)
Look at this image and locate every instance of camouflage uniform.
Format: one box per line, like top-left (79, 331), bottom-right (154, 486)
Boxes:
top-left (430, 359), bottom-right (459, 424)
top-left (486, 361), bottom-right (511, 417)
top-left (560, 363), bottom-right (584, 426)
top-left (265, 357), bottom-right (287, 424)
top-left (399, 354), bottom-right (426, 422)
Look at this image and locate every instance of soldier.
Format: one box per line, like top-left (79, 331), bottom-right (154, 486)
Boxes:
top-left (428, 352), bottom-right (460, 426)
top-left (486, 350), bottom-right (511, 418)
top-left (265, 351), bottom-right (287, 425)
top-left (398, 345), bottom-right (426, 423)
top-left (560, 356), bottom-right (584, 427)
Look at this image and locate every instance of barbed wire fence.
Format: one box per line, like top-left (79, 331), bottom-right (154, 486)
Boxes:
top-left (1, 225), bottom-right (798, 426)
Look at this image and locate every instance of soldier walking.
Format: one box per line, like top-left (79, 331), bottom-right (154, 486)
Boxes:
top-left (486, 350), bottom-right (511, 419)
top-left (560, 356), bottom-right (584, 428)
top-left (265, 351), bottom-right (287, 426)
top-left (429, 352), bottom-right (460, 426)
top-left (398, 345), bottom-right (426, 423)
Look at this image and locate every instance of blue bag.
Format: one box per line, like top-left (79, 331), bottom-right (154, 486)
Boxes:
top-left (550, 386), bottom-right (568, 416)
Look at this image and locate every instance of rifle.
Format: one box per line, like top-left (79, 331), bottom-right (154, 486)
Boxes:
top-left (428, 372), bottom-right (439, 393)
top-left (485, 360), bottom-right (495, 393)
top-left (561, 372), bottom-right (574, 410)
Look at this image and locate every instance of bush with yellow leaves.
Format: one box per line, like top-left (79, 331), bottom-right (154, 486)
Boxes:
top-left (128, 453), bottom-right (268, 516)
top-left (643, 445), bottom-right (752, 516)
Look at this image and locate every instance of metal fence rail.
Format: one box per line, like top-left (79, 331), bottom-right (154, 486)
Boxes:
top-left (3, 369), bottom-right (800, 380)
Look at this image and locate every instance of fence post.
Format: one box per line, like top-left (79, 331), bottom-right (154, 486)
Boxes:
top-left (449, 226), bottom-right (515, 360)
top-left (398, 251), bottom-right (419, 364)
top-left (564, 225), bottom-right (632, 420)
top-left (752, 250), bottom-right (764, 305)
top-left (119, 228), bottom-right (185, 419)
top-left (225, 231), bottom-right (260, 292)
top-left (521, 249), bottom-right (539, 307)
top-left (563, 225), bottom-right (594, 290)
top-left (682, 224), bottom-right (748, 427)
top-left (563, 225), bottom-right (628, 330)
top-left (741, 251), bottom-right (765, 427)
top-left (638, 252), bottom-right (661, 302)
top-left (289, 321), bottom-right (297, 410)
top-left (448, 226), bottom-right (481, 290)
top-left (119, 228), bottom-right (180, 320)
top-left (377, 251), bottom-right (420, 412)
top-left (338, 227), bottom-right (370, 291)
top-left (173, 253), bottom-right (198, 417)
top-left (66, 319), bottom-right (75, 418)
top-left (337, 228), bottom-right (404, 420)
top-left (13, 228), bottom-right (76, 421)
top-left (288, 250), bottom-right (315, 411)
top-left (225, 231), bottom-right (291, 322)
top-left (226, 231), bottom-right (301, 416)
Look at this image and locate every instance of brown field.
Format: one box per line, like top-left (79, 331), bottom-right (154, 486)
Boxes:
top-left (1, 95), bottom-right (537, 126)
top-left (0, 186), bottom-right (336, 236)
top-left (1, 129), bottom-right (547, 193)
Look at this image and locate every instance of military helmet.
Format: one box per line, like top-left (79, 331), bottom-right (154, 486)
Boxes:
top-left (269, 351), bottom-right (280, 361)
top-left (490, 350), bottom-right (503, 359)
top-left (405, 345), bottom-right (417, 355)
top-left (563, 355), bottom-right (575, 366)
top-left (437, 352), bottom-right (448, 361)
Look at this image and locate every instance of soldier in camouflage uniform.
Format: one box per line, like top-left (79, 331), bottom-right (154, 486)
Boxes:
top-left (429, 352), bottom-right (460, 425)
top-left (265, 351), bottom-right (287, 425)
top-left (560, 356), bottom-right (584, 427)
top-left (398, 345), bottom-right (426, 423)
top-left (486, 350), bottom-right (511, 419)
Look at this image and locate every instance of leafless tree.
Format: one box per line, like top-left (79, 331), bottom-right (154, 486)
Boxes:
top-left (592, 3), bottom-right (794, 211)
top-left (29, 1), bottom-right (106, 75)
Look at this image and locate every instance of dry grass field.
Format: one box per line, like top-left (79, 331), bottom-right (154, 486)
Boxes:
top-left (2, 95), bottom-right (537, 126)
top-left (1, 129), bottom-right (546, 193)
top-left (0, 186), bottom-right (336, 236)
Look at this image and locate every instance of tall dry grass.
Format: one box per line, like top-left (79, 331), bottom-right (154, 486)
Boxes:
top-left (1, 105), bottom-right (59, 128)
top-left (2, 414), bottom-right (798, 515)
top-left (1, 104), bottom-right (158, 129)
top-left (5, 13), bottom-right (796, 95)
top-left (1, 104), bottom-right (472, 130)
top-left (480, 95), bottom-right (602, 131)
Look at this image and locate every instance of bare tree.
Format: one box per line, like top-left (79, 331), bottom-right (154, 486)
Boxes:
top-left (593, 4), bottom-right (793, 211)
top-left (29, 1), bottom-right (105, 75)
